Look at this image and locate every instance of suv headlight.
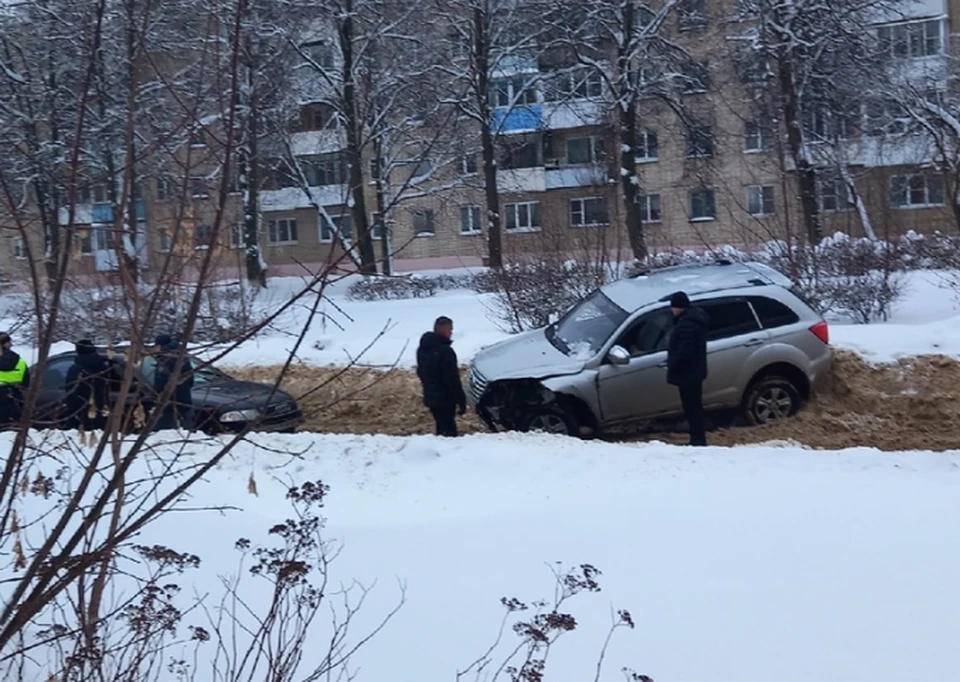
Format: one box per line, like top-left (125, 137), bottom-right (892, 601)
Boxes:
top-left (219, 409), bottom-right (259, 423)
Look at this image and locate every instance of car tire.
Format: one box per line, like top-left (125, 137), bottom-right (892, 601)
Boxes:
top-left (517, 406), bottom-right (579, 437)
top-left (742, 375), bottom-right (802, 426)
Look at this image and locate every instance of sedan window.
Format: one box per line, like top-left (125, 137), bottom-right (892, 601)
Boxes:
top-left (41, 357), bottom-right (74, 390)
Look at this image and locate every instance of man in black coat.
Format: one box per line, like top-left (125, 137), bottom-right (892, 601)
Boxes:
top-left (666, 292), bottom-right (709, 446)
top-left (64, 339), bottom-right (111, 430)
top-left (416, 316), bottom-right (466, 437)
top-left (153, 333), bottom-right (195, 431)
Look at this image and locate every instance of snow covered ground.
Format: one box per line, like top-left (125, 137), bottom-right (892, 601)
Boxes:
top-left (13, 431), bottom-right (959, 681)
top-left (5, 268), bottom-right (959, 367)
top-left (212, 268), bottom-right (960, 368)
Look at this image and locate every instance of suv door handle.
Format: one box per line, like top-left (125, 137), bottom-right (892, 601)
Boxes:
top-left (742, 338), bottom-right (764, 347)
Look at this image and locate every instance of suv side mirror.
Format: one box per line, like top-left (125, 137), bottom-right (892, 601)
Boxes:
top-left (607, 345), bottom-right (630, 366)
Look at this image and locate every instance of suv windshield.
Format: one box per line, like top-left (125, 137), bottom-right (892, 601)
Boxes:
top-left (547, 290), bottom-right (629, 358)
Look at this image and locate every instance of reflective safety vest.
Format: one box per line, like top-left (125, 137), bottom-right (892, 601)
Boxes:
top-left (0, 358), bottom-right (27, 386)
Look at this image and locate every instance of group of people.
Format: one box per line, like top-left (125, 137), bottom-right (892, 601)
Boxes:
top-left (0, 332), bottom-right (196, 432)
top-left (415, 291), bottom-right (709, 446)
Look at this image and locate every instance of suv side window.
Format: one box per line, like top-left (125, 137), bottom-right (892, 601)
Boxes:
top-left (698, 299), bottom-right (761, 341)
top-left (42, 357), bottom-right (74, 390)
top-left (615, 308), bottom-right (673, 357)
top-left (749, 296), bottom-right (800, 329)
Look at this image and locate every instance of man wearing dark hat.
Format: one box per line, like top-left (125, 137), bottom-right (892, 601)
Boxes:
top-left (64, 339), bottom-right (111, 430)
top-left (667, 292), bottom-right (709, 446)
top-left (153, 333), bottom-right (194, 431)
top-left (0, 332), bottom-right (29, 429)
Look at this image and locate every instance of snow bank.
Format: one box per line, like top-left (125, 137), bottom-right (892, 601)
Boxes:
top-left (18, 431), bottom-right (959, 681)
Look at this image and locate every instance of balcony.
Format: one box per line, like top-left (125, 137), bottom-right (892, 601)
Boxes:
top-left (260, 185), bottom-right (350, 213)
top-left (545, 166), bottom-right (608, 190)
top-left (289, 129), bottom-right (347, 157)
top-left (58, 200), bottom-right (146, 226)
top-left (496, 167), bottom-right (546, 194)
top-left (540, 100), bottom-right (604, 131)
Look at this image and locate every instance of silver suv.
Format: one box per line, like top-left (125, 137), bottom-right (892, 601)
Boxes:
top-left (469, 261), bottom-right (831, 437)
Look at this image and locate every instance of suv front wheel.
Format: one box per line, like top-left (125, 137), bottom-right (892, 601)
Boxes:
top-left (743, 376), bottom-right (801, 425)
top-left (518, 406), bottom-right (579, 436)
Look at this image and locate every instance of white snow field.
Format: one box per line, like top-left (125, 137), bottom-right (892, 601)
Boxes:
top-left (212, 268), bottom-right (960, 368)
top-left (12, 431), bottom-right (960, 682)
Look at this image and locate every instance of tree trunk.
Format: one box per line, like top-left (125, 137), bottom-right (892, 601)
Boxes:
top-left (244, 86), bottom-right (266, 286)
top-left (475, 6), bottom-right (502, 269)
top-left (776, 50), bottom-right (822, 245)
top-left (340, 0), bottom-right (376, 274)
top-left (373, 148), bottom-right (392, 275)
top-left (616, 2), bottom-right (647, 261)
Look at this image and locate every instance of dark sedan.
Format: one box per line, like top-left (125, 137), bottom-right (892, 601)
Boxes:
top-left (31, 348), bottom-right (303, 433)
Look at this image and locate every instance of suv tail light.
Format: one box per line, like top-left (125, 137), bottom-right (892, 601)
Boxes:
top-left (809, 320), bottom-right (829, 345)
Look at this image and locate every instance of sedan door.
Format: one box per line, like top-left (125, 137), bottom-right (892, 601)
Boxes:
top-left (33, 355), bottom-right (76, 426)
top-left (596, 307), bottom-right (681, 424)
top-left (697, 297), bottom-right (770, 409)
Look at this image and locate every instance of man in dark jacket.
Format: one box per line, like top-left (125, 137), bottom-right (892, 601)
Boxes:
top-left (64, 339), bottom-right (111, 430)
top-left (666, 292), bottom-right (709, 447)
top-left (416, 316), bottom-right (466, 437)
top-left (0, 332), bottom-right (29, 429)
top-left (153, 334), bottom-right (195, 431)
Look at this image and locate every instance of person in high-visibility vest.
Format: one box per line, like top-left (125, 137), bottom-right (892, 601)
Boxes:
top-left (0, 332), bottom-right (30, 429)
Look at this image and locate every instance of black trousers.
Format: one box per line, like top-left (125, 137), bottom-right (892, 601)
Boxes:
top-left (677, 382), bottom-right (707, 446)
top-left (429, 405), bottom-right (458, 437)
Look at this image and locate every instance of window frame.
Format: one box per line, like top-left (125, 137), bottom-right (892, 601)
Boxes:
top-left (319, 214), bottom-right (352, 243)
top-left (746, 185), bottom-right (775, 217)
top-left (267, 218), bottom-right (299, 246)
top-left (689, 189), bottom-right (716, 222)
top-left (190, 176), bottom-right (210, 199)
top-left (743, 121), bottom-right (770, 152)
top-left (412, 209), bottom-right (436, 237)
top-left (636, 130), bottom-right (659, 162)
top-left (640, 193), bottom-right (662, 223)
top-left (569, 196), bottom-right (610, 227)
top-left (890, 173), bottom-right (945, 208)
top-left (565, 136), bottom-right (605, 165)
top-left (685, 123), bottom-right (714, 158)
top-left (459, 205), bottom-right (482, 235)
top-left (747, 296), bottom-right (800, 330)
top-left (11, 236), bottom-right (26, 260)
top-left (614, 307), bottom-right (674, 357)
top-left (817, 177), bottom-right (855, 213)
top-left (504, 201), bottom-right (541, 233)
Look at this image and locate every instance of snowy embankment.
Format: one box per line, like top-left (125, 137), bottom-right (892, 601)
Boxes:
top-left (15, 430), bottom-right (959, 681)
top-left (214, 269), bottom-right (960, 368)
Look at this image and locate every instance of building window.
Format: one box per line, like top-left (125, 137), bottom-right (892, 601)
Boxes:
top-left (678, 0), bottom-right (707, 31)
top-left (190, 176), bottom-right (210, 199)
top-left (501, 141), bottom-right (540, 169)
top-left (369, 212), bottom-right (384, 240)
top-left (230, 223), bottom-right (244, 249)
top-left (865, 100), bottom-right (907, 137)
top-left (817, 178), bottom-right (854, 212)
top-left (739, 53), bottom-right (768, 85)
top-left (369, 158), bottom-right (381, 181)
top-left (189, 128), bottom-right (206, 147)
top-left (302, 40), bottom-right (335, 69)
top-left (504, 201), bottom-right (541, 232)
top-left (640, 194), bottom-right (661, 223)
top-left (159, 229), bottom-right (172, 253)
top-left (194, 224), bottom-right (212, 249)
top-left (305, 157), bottom-right (344, 187)
top-left (636, 130), bottom-right (658, 162)
top-left (11, 236), bottom-right (26, 260)
top-left (489, 76), bottom-right (538, 108)
top-left (461, 154), bottom-right (478, 175)
top-left (267, 218), bottom-right (298, 245)
top-left (566, 136), bottom-right (605, 165)
top-left (686, 123), bottom-right (714, 158)
top-left (681, 61), bottom-right (710, 93)
top-left (543, 66), bottom-right (602, 102)
top-left (80, 183), bottom-right (109, 204)
top-left (890, 173), bottom-right (945, 208)
top-left (878, 19), bottom-right (942, 59)
top-left (156, 177), bottom-right (173, 201)
top-left (690, 189), bottom-right (715, 221)
top-left (746, 185), bottom-right (775, 216)
top-left (412, 209), bottom-right (435, 237)
top-left (320, 214), bottom-right (353, 242)
top-left (570, 197), bottom-right (610, 227)
top-left (411, 158), bottom-right (433, 179)
top-left (744, 121), bottom-right (771, 152)
top-left (460, 206), bottom-right (482, 234)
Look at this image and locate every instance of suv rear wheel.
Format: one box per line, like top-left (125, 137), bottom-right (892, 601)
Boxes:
top-left (743, 376), bottom-right (801, 425)
top-left (518, 406), bottom-right (578, 436)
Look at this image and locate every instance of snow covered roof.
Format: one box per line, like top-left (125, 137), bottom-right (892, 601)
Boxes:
top-left (602, 262), bottom-right (791, 312)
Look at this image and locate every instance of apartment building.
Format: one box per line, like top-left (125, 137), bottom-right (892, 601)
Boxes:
top-left (2, 0), bottom-right (957, 282)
